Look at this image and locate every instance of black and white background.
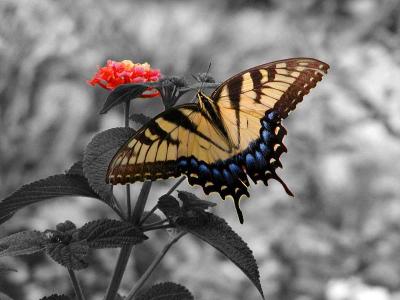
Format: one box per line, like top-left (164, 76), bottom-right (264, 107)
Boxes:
top-left (1, 0), bottom-right (400, 299)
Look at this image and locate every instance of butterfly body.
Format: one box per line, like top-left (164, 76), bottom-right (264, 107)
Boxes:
top-left (107, 58), bottom-right (329, 223)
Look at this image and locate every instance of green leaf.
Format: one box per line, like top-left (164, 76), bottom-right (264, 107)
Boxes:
top-left (39, 294), bottom-right (71, 300)
top-left (78, 219), bottom-right (147, 249)
top-left (0, 163), bottom-right (101, 225)
top-left (158, 195), bottom-right (181, 221)
top-left (46, 238), bottom-right (89, 270)
top-left (0, 231), bottom-right (46, 257)
top-left (0, 292), bottom-right (14, 300)
top-left (137, 282), bottom-right (193, 300)
top-left (177, 212), bottom-right (264, 299)
top-left (100, 83), bottom-right (159, 114)
top-left (177, 191), bottom-right (216, 212)
top-left (129, 113), bottom-right (152, 126)
top-left (66, 160), bottom-right (85, 176)
top-left (83, 127), bottom-right (135, 212)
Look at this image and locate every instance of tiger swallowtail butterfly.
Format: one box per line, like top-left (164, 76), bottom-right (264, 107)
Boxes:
top-left (106, 58), bottom-right (329, 223)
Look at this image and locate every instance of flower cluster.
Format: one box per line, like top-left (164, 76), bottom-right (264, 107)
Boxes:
top-left (88, 60), bottom-right (161, 98)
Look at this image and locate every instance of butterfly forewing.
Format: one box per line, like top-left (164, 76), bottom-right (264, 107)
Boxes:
top-left (106, 104), bottom-right (233, 184)
top-left (212, 58), bottom-right (329, 119)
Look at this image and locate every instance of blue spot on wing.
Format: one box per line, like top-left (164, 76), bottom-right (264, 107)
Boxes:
top-left (267, 111), bottom-right (277, 121)
top-left (176, 109), bottom-right (290, 224)
top-left (223, 169), bottom-right (234, 186)
top-left (262, 130), bottom-right (271, 143)
top-left (198, 164), bottom-right (211, 179)
top-left (212, 168), bottom-right (224, 182)
top-left (255, 151), bottom-right (267, 167)
top-left (259, 143), bottom-right (269, 155)
top-left (245, 153), bottom-right (256, 169)
top-left (190, 158), bottom-right (198, 168)
top-left (228, 163), bottom-right (241, 175)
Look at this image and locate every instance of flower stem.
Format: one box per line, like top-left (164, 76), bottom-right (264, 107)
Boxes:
top-left (125, 232), bottom-right (187, 300)
top-left (139, 204), bottom-right (159, 226)
top-left (124, 100), bottom-right (130, 127)
top-left (126, 185), bottom-right (131, 221)
top-left (124, 100), bottom-right (132, 220)
top-left (104, 181), bottom-right (152, 300)
top-left (166, 176), bottom-right (186, 196)
top-left (131, 181), bottom-right (152, 223)
top-left (104, 100), bottom-right (153, 300)
top-left (68, 268), bottom-right (85, 300)
top-left (143, 224), bottom-right (173, 232)
top-left (104, 246), bottom-right (132, 300)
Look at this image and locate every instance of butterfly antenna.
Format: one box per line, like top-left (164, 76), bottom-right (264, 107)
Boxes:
top-left (191, 61), bottom-right (212, 103)
top-left (199, 61), bottom-right (212, 93)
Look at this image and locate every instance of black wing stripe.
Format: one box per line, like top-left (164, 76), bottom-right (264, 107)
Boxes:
top-left (250, 70), bottom-right (263, 103)
top-left (227, 75), bottom-right (243, 145)
top-left (267, 67), bottom-right (276, 82)
top-left (162, 109), bottom-right (229, 151)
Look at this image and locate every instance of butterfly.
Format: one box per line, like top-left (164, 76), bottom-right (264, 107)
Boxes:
top-left (106, 58), bottom-right (329, 223)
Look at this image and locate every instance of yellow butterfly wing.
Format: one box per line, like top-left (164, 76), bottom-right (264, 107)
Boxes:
top-left (212, 58), bottom-right (329, 151)
top-left (106, 104), bottom-right (233, 184)
top-left (107, 58), bottom-right (329, 223)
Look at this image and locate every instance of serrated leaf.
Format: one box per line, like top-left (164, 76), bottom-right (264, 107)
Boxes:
top-left (0, 171), bottom-right (101, 225)
top-left (137, 282), bottom-right (193, 300)
top-left (78, 219), bottom-right (147, 249)
top-left (39, 294), bottom-right (71, 300)
top-left (66, 161), bottom-right (85, 176)
top-left (0, 292), bottom-right (14, 300)
top-left (83, 127), bottom-right (135, 211)
top-left (0, 231), bottom-right (46, 257)
top-left (46, 239), bottom-right (89, 270)
top-left (177, 191), bottom-right (216, 212)
top-left (100, 83), bottom-right (158, 114)
top-left (177, 212), bottom-right (264, 299)
top-left (158, 195), bottom-right (181, 220)
top-left (129, 113), bottom-right (152, 126)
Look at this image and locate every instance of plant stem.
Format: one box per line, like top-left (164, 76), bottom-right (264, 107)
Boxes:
top-left (126, 185), bottom-right (131, 221)
top-left (125, 232), bottom-right (187, 300)
top-left (139, 204), bottom-right (158, 226)
top-left (124, 100), bottom-right (130, 127)
top-left (68, 268), bottom-right (85, 300)
top-left (104, 182), bottom-right (153, 300)
top-left (131, 181), bottom-right (152, 224)
top-left (166, 176), bottom-right (186, 196)
top-left (143, 224), bottom-right (174, 232)
top-left (104, 100), bottom-right (153, 300)
top-left (124, 100), bottom-right (132, 220)
top-left (142, 218), bottom-right (168, 228)
top-left (104, 246), bottom-right (132, 300)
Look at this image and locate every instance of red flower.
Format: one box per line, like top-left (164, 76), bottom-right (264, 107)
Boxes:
top-left (88, 60), bottom-right (161, 98)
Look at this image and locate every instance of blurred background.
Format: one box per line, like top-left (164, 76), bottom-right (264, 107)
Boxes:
top-left (1, 0), bottom-right (400, 299)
